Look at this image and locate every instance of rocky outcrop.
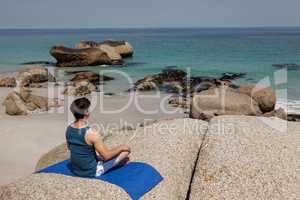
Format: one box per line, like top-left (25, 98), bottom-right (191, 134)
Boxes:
top-left (189, 116), bottom-right (300, 200)
top-left (129, 69), bottom-right (187, 92)
top-left (2, 89), bottom-right (61, 115)
top-left (63, 80), bottom-right (98, 96)
top-left (0, 77), bottom-right (16, 87)
top-left (130, 69), bottom-right (241, 94)
top-left (50, 46), bottom-right (112, 67)
top-left (17, 66), bottom-right (56, 87)
top-left (70, 71), bottom-right (114, 85)
top-left (1, 118), bottom-right (208, 200)
top-left (190, 86), bottom-right (262, 121)
top-left (237, 85), bottom-right (276, 113)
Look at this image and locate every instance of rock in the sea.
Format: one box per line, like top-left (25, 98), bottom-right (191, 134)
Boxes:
top-left (2, 89), bottom-right (61, 115)
top-left (17, 66), bottom-right (56, 87)
top-left (130, 69), bottom-right (187, 92)
top-left (64, 80), bottom-right (98, 96)
top-left (0, 119), bottom-right (208, 200)
top-left (70, 71), bottom-right (114, 85)
top-left (190, 86), bottom-right (262, 121)
top-left (50, 46), bottom-right (112, 67)
top-left (0, 77), bottom-right (16, 87)
top-left (189, 116), bottom-right (300, 200)
top-left (220, 72), bottom-right (246, 81)
top-left (130, 69), bottom-right (242, 94)
top-left (237, 85), bottom-right (276, 113)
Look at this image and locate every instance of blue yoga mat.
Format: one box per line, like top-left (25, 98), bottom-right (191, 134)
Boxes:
top-left (38, 160), bottom-right (163, 200)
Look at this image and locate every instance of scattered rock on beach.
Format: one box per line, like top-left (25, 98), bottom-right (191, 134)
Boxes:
top-left (70, 71), bottom-right (114, 85)
top-left (0, 77), bottom-right (17, 87)
top-left (287, 114), bottom-right (300, 122)
top-left (64, 80), bottom-right (98, 96)
top-left (130, 69), bottom-right (242, 94)
top-left (17, 66), bottom-right (56, 87)
top-left (237, 85), bottom-right (276, 113)
top-left (50, 46), bottom-right (112, 67)
top-left (2, 89), bottom-right (61, 115)
top-left (2, 91), bottom-right (28, 115)
top-left (263, 108), bottom-right (287, 120)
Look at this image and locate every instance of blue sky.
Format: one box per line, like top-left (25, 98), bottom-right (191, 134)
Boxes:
top-left (0, 0), bottom-right (299, 28)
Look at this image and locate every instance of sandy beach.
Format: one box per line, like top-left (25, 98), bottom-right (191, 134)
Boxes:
top-left (0, 86), bottom-right (185, 186)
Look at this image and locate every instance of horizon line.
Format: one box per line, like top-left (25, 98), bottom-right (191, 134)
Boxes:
top-left (0, 25), bottom-right (300, 30)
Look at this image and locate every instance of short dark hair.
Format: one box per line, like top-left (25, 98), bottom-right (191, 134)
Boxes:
top-left (70, 97), bottom-right (91, 120)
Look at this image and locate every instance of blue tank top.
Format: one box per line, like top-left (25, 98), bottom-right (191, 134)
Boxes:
top-left (66, 125), bottom-right (98, 177)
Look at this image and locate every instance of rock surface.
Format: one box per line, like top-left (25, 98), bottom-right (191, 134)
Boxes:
top-left (70, 71), bottom-right (114, 85)
top-left (0, 77), bottom-right (16, 87)
top-left (130, 69), bottom-right (242, 94)
top-left (1, 118), bottom-right (208, 200)
top-left (50, 46), bottom-right (112, 67)
top-left (2, 91), bottom-right (28, 115)
top-left (237, 85), bottom-right (276, 113)
top-left (17, 66), bottom-right (56, 87)
top-left (189, 116), bottom-right (300, 200)
top-left (2, 89), bottom-right (61, 115)
top-left (191, 86), bottom-right (262, 121)
top-left (76, 40), bottom-right (134, 58)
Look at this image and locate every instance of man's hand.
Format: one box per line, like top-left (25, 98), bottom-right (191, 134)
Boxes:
top-left (120, 144), bottom-right (131, 153)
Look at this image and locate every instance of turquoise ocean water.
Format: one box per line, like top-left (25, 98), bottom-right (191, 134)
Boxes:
top-left (0, 28), bottom-right (299, 112)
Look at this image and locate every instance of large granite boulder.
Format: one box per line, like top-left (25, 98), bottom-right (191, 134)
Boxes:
top-left (2, 89), bottom-right (61, 115)
top-left (17, 66), bottom-right (56, 87)
top-left (0, 118), bottom-right (208, 200)
top-left (0, 77), bottom-right (16, 87)
top-left (2, 91), bottom-right (28, 115)
top-left (237, 85), bottom-right (276, 113)
top-left (190, 86), bottom-right (262, 121)
top-left (189, 116), bottom-right (300, 200)
top-left (70, 71), bottom-right (114, 85)
top-left (50, 46), bottom-right (112, 67)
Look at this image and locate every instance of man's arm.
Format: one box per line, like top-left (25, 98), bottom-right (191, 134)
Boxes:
top-left (86, 129), bottom-right (130, 161)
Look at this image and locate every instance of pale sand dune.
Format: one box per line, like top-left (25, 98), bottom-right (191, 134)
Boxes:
top-left (0, 87), bottom-right (185, 186)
